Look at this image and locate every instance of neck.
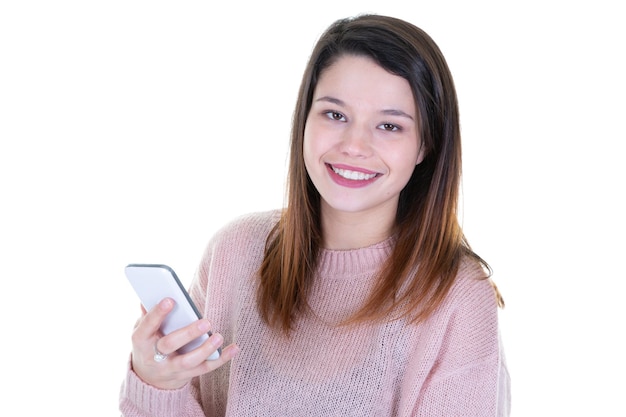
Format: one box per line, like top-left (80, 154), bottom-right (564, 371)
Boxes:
top-left (320, 204), bottom-right (396, 250)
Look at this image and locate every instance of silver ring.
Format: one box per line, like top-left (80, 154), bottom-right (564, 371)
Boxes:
top-left (153, 341), bottom-right (168, 363)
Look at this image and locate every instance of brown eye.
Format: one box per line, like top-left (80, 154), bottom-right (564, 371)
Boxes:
top-left (379, 123), bottom-right (400, 132)
top-left (324, 111), bottom-right (346, 122)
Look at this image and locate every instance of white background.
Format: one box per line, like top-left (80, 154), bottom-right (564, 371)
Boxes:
top-left (1, 1), bottom-right (624, 415)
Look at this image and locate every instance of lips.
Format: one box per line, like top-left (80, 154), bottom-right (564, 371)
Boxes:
top-left (326, 163), bottom-right (380, 187)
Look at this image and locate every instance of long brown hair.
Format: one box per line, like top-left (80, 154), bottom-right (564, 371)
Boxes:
top-left (259, 14), bottom-right (503, 332)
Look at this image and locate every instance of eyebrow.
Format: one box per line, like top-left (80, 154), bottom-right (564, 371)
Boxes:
top-left (315, 96), bottom-right (415, 121)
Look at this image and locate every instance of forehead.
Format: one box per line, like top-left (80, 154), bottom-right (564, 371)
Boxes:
top-left (314, 55), bottom-right (415, 113)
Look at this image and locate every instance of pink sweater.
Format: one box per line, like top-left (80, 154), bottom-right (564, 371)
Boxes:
top-left (120, 211), bottom-right (510, 416)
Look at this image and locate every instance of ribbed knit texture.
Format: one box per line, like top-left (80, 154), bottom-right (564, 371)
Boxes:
top-left (120, 210), bottom-right (510, 416)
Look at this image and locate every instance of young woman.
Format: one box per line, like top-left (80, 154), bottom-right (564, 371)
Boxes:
top-left (120, 14), bottom-right (510, 416)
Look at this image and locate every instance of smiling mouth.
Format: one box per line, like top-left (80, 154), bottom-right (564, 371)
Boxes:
top-left (330, 165), bottom-right (378, 180)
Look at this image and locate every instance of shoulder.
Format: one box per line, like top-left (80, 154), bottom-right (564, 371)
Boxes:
top-left (446, 257), bottom-right (498, 314)
top-left (412, 256), bottom-right (507, 393)
top-left (193, 210), bottom-right (281, 294)
top-left (426, 256), bottom-right (501, 361)
top-left (417, 256), bottom-right (501, 352)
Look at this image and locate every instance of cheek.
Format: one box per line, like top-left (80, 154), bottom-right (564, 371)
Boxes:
top-left (302, 129), bottom-right (313, 165)
top-left (388, 141), bottom-right (419, 166)
top-left (302, 128), bottom-right (319, 176)
top-left (387, 146), bottom-right (420, 184)
top-left (404, 139), bottom-right (423, 169)
top-left (303, 123), bottom-right (325, 164)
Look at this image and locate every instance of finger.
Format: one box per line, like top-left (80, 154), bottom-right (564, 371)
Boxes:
top-left (192, 342), bottom-right (240, 373)
top-left (172, 341), bottom-right (240, 380)
top-left (157, 318), bottom-right (214, 357)
top-left (179, 331), bottom-right (225, 365)
top-left (217, 343), bottom-right (240, 362)
top-left (153, 338), bottom-right (170, 362)
top-left (132, 298), bottom-right (174, 341)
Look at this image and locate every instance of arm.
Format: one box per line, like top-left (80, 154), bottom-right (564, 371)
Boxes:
top-left (119, 236), bottom-right (240, 416)
top-left (413, 352), bottom-right (510, 416)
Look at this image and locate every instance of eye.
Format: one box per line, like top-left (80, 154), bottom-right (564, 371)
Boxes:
top-left (324, 111), bottom-right (347, 122)
top-left (378, 122), bottom-right (400, 132)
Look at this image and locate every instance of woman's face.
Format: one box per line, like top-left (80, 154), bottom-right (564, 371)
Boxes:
top-left (303, 55), bottom-right (424, 221)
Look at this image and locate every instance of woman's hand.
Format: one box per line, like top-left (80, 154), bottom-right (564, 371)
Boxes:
top-left (130, 297), bottom-right (239, 390)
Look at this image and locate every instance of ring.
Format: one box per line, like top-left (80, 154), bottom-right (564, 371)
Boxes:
top-left (153, 341), bottom-right (168, 363)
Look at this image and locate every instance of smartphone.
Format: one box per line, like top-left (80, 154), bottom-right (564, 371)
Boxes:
top-left (124, 263), bottom-right (220, 361)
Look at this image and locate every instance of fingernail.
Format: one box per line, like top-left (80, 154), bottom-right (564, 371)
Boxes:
top-left (159, 298), bottom-right (173, 309)
top-left (197, 319), bottom-right (211, 332)
top-left (210, 333), bottom-right (224, 347)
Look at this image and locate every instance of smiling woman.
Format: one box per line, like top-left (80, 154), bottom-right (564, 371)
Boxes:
top-left (119, 13), bottom-right (510, 417)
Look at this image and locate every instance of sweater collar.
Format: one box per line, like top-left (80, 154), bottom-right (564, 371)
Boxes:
top-left (316, 236), bottom-right (395, 277)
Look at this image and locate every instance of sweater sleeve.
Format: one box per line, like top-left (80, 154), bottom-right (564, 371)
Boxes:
top-left (411, 268), bottom-right (511, 417)
top-left (119, 359), bottom-right (207, 417)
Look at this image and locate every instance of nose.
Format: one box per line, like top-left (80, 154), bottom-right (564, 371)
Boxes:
top-left (339, 124), bottom-right (373, 158)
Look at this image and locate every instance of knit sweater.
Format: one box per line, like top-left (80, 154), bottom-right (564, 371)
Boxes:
top-left (119, 210), bottom-right (510, 416)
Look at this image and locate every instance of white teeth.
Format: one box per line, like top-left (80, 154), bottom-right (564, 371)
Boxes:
top-left (332, 166), bottom-right (377, 180)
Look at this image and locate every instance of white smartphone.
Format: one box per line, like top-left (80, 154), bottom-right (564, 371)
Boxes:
top-left (124, 263), bottom-right (220, 361)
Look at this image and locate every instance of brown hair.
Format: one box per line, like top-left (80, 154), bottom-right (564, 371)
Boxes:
top-left (258, 14), bottom-right (503, 332)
